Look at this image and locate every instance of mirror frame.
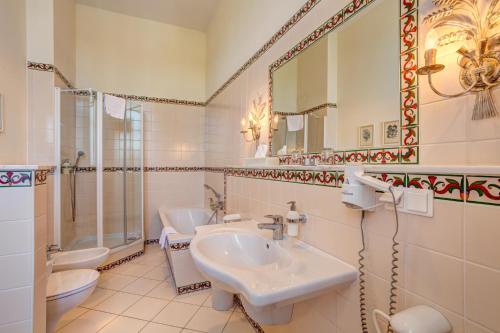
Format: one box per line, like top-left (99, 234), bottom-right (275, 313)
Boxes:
top-left (268, 0), bottom-right (419, 164)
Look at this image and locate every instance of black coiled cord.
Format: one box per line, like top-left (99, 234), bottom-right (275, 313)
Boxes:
top-left (358, 210), bottom-right (369, 333)
top-left (357, 187), bottom-right (401, 333)
top-left (387, 187), bottom-right (400, 333)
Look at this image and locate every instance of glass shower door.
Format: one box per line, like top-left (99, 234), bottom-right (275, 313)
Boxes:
top-left (102, 100), bottom-right (143, 249)
top-left (125, 102), bottom-right (143, 243)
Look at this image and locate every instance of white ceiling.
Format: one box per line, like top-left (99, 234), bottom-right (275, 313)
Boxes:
top-left (76, 0), bottom-right (221, 32)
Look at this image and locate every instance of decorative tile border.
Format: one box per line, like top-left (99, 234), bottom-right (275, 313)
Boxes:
top-left (144, 239), bottom-right (160, 245)
top-left (407, 174), bottom-right (464, 202)
top-left (97, 250), bottom-right (145, 272)
top-left (169, 241), bottom-right (191, 251)
top-left (27, 61), bottom-right (75, 89)
top-left (0, 170), bottom-right (33, 187)
top-left (466, 176), bottom-right (500, 206)
top-left (274, 102), bottom-right (336, 116)
top-left (268, 0), bottom-right (419, 164)
top-left (35, 170), bottom-right (49, 186)
top-left (144, 166), bottom-right (205, 172)
top-left (234, 295), bottom-right (266, 333)
top-left (106, 92), bottom-right (205, 107)
top-left (225, 167), bottom-right (500, 205)
top-left (177, 281), bottom-right (212, 295)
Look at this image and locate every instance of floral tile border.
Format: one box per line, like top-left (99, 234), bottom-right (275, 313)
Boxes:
top-left (277, 146), bottom-right (419, 166)
top-left (407, 174), bottom-right (464, 202)
top-left (226, 168), bottom-right (500, 205)
top-left (268, 0), bottom-right (419, 164)
top-left (0, 170), bottom-right (33, 188)
top-left (466, 176), bottom-right (500, 206)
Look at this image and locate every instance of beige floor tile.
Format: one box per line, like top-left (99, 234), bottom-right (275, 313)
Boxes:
top-left (222, 311), bottom-right (255, 333)
top-left (185, 306), bottom-right (233, 333)
top-left (141, 322), bottom-right (182, 333)
top-left (142, 266), bottom-right (172, 281)
top-left (174, 289), bottom-right (211, 306)
top-left (146, 280), bottom-right (178, 300)
top-left (121, 277), bottom-right (162, 295)
top-left (55, 306), bottom-right (88, 331)
top-left (122, 296), bottom-right (169, 321)
top-left (94, 291), bottom-right (142, 314)
top-left (57, 310), bottom-right (116, 333)
top-left (98, 272), bottom-right (137, 290)
top-left (182, 330), bottom-right (202, 333)
top-left (152, 301), bottom-right (199, 327)
top-left (81, 288), bottom-right (116, 309)
top-left (111, 263), bottom-right (155, 277)
top-left (98, 316), bottom-right (147, 333)
top-left (202, 295), bottom-right (213, 308)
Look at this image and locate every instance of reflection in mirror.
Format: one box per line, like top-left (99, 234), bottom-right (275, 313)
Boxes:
top-left (271, 0), bottom-right (400, 156)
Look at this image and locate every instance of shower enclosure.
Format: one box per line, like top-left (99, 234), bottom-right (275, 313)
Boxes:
top-left (55, 88), bottom-right (143, 252)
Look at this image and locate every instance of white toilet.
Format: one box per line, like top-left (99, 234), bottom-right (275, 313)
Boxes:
top-left (46, 269), bottom-right (100, 333)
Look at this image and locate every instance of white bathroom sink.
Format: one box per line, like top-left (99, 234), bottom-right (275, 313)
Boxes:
top-left (51, 247), bottom-right (110, 272)
top-left (195, 231), bottom-right (292, 269)
top-left (190, 221), bottom-right (357, 324)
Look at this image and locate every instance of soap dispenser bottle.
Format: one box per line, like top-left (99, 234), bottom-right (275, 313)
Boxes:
top-left (286, 201), bottom-right (300, 237)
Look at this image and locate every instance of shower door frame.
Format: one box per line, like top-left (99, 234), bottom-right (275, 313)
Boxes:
top-left (54, 88), bottom-right (144, 251)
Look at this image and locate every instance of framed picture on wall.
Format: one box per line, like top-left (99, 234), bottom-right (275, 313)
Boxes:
top-left (382, 120), bottom-right (400, 145)
top-left (358, 124), bottom-right (374, 147)
top-left (0, 94), bottom-right (4, 133)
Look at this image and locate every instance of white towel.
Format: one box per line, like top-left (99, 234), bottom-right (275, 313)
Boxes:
top-left (159, 226), bottom-right (177, 249)
top-left (287, 115), bottom-right (304, 132)
top-left (104, 94), bottom-right (126, 119)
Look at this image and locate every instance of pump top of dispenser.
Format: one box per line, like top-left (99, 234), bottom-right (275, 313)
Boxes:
top-left (286, 201), bottom-right (300, 221)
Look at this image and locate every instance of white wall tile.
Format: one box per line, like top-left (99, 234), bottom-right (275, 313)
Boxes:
top-left (0, 254), bottom-right (33, 290)
top-left (0, 220), bottom-right (34, 256)
top-left (0, 287), bottom-right (33, 324)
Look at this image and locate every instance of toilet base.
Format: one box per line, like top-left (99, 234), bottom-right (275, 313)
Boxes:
top-left (46, 284), bottom-right (97, 333)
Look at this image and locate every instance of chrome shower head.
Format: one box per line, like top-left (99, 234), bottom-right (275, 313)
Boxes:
top-left (74, 151), bottom-right (85, 167)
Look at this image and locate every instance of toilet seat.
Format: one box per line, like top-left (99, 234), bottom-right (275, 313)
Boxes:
top-left (47, 269), bottom-right (99, 301)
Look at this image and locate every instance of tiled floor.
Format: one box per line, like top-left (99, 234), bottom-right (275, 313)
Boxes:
top-left (56, 244), bottom-right (255, 333)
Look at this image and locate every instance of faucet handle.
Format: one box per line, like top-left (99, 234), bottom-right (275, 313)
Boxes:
top-left (264, 214), bottom-right (283, 224)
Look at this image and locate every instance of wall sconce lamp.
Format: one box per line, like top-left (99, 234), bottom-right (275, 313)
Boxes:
top-left (417, 0), bottom-right (500, 120)
top-left (241, 97), bottom-right (267, 148)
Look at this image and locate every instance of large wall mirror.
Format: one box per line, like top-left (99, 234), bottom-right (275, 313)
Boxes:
top-left (269, 0), bottom-right (419, 164)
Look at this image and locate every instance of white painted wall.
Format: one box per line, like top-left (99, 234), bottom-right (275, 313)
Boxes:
top-left (206, 0), bottom-right (307, 96)
top-left (0, 0), bottom-right (28, 164)
top-left (76, 4), bottom-right (206, 101)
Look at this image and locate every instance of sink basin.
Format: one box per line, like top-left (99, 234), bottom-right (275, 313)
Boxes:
top-left (195, 231), bottom-right (292, 269)
top-left (190, 221), bottom-right (357, 325)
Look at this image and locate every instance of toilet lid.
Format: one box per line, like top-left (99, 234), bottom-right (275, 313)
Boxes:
top-left (47, 269), bottom-right (99, 300)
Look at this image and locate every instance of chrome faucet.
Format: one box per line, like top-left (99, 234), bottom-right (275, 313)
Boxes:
top-left (46, 244), bottom-right (61, 260)
top-left (258, 215), bottom-right (285, 240)
top-left (204, 184), bottom-right (224, 211)
top-left (204, 184), bottom-right (224, 224)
